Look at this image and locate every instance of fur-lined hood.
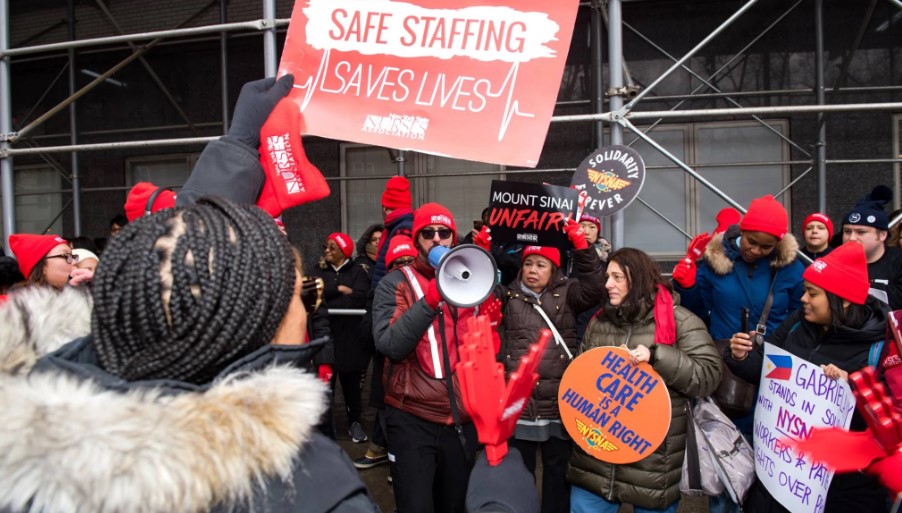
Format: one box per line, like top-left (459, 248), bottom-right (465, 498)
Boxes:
top-left (0, 362), bottom-right (327, 513)
top-left (704, 227), bottom-right (800, 276)
top-left (0, 286), bottom-right (92, 376)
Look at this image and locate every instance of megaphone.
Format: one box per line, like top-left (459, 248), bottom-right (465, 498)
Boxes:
top-left (428, 244), bottom-right (498, 308)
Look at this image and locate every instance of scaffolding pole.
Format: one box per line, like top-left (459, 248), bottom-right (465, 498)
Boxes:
top-left (0, 18), bottom-right (290, 58)
top-left (263, 0), bottom-right (277, 77)
top-left (608, 0), bottom-right (625, 247)
top-left (815, 0), bottom-right (827, 212)
top-left (68, 0), bottom-right (82, 236)
top-left (1, 0), bottom-right (13, 251)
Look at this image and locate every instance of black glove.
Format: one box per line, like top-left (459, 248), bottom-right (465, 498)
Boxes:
top-left (227, 74), bottom-right (294, 148)
top-left (465, 448), bottom-right (539, 513)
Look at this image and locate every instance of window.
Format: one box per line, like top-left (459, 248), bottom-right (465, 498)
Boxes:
top-left (126, 154), bottom-right (196, 188)
top-left (341, 144), bottom-right (503, 241)
top-left (623, 120), bottom-right (790, 258)
top-left (0, 164), bottom-right (64, 239)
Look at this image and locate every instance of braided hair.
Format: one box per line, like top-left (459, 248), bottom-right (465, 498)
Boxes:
top-left (92, 197), bottom-right (295, 384)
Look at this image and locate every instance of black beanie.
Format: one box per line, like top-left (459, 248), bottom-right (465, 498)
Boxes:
top-left (843, 185), bottom-right (893, 231)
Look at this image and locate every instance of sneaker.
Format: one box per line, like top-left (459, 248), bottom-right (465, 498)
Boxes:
top-left (349, 422), bottom-right (368, 443)
top-left (353, 452), bottom-right (388, 469)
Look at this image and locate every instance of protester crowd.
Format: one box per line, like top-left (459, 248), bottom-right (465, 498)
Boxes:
top-left (2, 75), bottom-right (902, 513)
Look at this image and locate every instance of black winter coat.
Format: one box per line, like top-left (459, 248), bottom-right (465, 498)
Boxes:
top-left (726, 306), bottom-right (889, 513)
top-left (499, 246), bottom-right (605, 421)
top-left (314, 259), bottom-right (370, 372)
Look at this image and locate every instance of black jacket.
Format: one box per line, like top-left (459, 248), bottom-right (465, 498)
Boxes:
top-left (725, 306), bottom-right (888, 513)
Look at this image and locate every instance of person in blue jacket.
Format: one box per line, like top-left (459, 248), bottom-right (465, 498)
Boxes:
top-left (671, 194), bottom-right (804, 513)
top-left (672, 195), bottom-right (805, 341)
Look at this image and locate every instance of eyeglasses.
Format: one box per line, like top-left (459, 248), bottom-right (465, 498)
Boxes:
top-left (45, 253), bottom-right (79, 264)
top-left (322, 244), bottom-right (340, 252)
top-left (301, 277), bottom-right (324, 312)
top-left (419, 228), bottom-right (453, 240)
top-left (391, 257), bottom-right (415, 268)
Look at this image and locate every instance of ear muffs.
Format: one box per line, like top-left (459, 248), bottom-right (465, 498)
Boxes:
top-left (145, 187), bottom-right (174, 217)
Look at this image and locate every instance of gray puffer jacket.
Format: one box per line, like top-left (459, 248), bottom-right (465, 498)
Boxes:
top-left (566, 292), bottom-right (722, 510)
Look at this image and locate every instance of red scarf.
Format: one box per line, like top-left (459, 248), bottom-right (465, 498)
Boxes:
top-left (653, 284), bottom-right (676, 345)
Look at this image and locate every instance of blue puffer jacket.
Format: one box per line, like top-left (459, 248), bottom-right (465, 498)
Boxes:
top-left (675, 225), bottom-right (805, 340)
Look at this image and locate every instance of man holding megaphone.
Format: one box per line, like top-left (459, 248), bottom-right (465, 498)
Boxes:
top-left (374, 202), bottom-right (499, 513)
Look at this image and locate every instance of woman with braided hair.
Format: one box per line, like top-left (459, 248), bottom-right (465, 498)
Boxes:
top-left (0, 197), bottom-right (380, 513)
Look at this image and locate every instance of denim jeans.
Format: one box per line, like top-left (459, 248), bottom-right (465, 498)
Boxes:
top-left (570, 486), bottom-right (678, 513)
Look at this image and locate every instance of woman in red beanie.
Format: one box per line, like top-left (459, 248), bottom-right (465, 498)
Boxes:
top-left (726, 242), bottom-right (888, 513)
top-left (7, 234), bottom-right (93, 289)
top-left (801, 212), bottom-right (835, 261)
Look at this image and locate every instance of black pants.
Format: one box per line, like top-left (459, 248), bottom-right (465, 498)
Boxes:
top-left (337, 370), bottom-right (364, 424)
top-left (384, 405), bottom-right (477, 513)
top-left (508, 436), bottom-right (572, 513)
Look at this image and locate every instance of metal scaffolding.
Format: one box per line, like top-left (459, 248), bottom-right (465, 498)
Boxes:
top-left (1, 0), bottom-right (901, 253)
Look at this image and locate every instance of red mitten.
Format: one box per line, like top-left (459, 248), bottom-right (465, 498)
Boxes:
top-left (473, 225), bottom-right (492, 250)
top-left (686, 232), bottom-right (712, 261)
top-left (318, 364), bottom-right (333, 384)
top-left (425, 279), bottom-right (442, 310)
top-left (564, 219), bottom-right (589, 250)
top-left (257, 97), bottom-right (330, 217)
top-left (480, 296), bottom-right (503, 353)
top-left (671, 258), bottom-right (697, 288)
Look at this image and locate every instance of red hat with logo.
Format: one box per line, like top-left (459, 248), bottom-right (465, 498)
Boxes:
top-left (802, 212), bottom-right (834, 240)
top-left (381, 176), bottom-right (412, 210)
top-left (124, 182), bottom-right (176, 222)
top-left (522, 246), bottom-right (561, 268)
top-left (9, 233), bottom-right (68, 278)
top-left (413, 203), bottom-right (457, 244)
top-left (387, 235), bottom-right (417, 267)
top-left (579, 214), bottom-right (601, 234)
top-left (739, 195), bottom-right (788, 240)
top-left (803, 242), bottom-right (869, 304)
top-left (326, 232), bottom-right (354, 259)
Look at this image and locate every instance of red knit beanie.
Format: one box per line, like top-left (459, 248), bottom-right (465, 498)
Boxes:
top-left (382, 176), bottom-right (412, 210)
top-left (522, 246), bottom-right (561, 268)
top-left (413, 203), bottom-right (457, 243)
top-left (124, 182), bottom-right (176, 222)
top-left (9, 233), bottom-right (67, 278)
top-left (387, 235), bottom-right (417, 267)
top-left (739, 195), bottom-right (788, 240)
top-left (715, 207), bottom-right (742, 234)
top-left (579, 214), bottom-right (601, 233)
top-left (326, 232), bottom-right (354, 259)
top-left (802, 212), bottom-right (834, 240)
top-left (803, 242), bottom-right (869, 304)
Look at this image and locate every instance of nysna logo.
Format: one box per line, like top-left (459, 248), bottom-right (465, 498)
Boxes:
top-left (392, 243), bottom-right (412, 254)
top-left (587, 169), bottom-right (631, 193)
top-left (430, 215), bottom-right (452, 226)
top-left (810, 260), bottom-right (828, 273)
top-left (335, 237), bottom-right (349, 249)
top-left (54, 237), bottom-right (66, 244)
top-left (267, 132), bottom-right (307, 195)
top-left (362, 114), bottom-right (429, 141)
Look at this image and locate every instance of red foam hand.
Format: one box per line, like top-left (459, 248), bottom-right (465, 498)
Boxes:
top-left (257, 97), bottom-right (330, 217)
top-left (671, 258), bottom-right (697, 288)
top-left (458, 315), bottom-right (550, 466)
top-left (686, 232), bottom-right (712, 261)
top-left (793, 367), bottom-right (902, 497)
top-left (317, 364), bottom-right (333, 384)
top-left (425, 279), bottom-right (442, 310)
top-left (473, 225), bottom-right (492, 250)
top-left (564, 219), bottom-right (589, 250)
top-left (480, 295), bottom-right (503, 353)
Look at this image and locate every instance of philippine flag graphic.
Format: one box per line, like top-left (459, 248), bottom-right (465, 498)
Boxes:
top-left (765, 354), bottom-right (792, 380)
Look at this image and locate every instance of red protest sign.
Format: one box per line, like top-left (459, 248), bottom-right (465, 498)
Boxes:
top-left (278, 0), bottom-right (579, 168)
top-left (559, 346), bottom-right (671, 464)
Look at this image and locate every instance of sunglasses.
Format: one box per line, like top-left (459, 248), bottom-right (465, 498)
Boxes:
top-left (391, 257), bottom-right (415, 268)
top-left (419, 228), bottom-right (453, 240)
top-left (301, 277), bottom-right (324, 312)
top-left (45, 253), bottom-right (79, 264)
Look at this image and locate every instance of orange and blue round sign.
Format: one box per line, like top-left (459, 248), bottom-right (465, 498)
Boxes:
top-left (559, 346), bottom-right (671, 463)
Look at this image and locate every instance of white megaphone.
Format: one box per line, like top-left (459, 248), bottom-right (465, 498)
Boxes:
top-left (428, 244), bottom-right (498, 308)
